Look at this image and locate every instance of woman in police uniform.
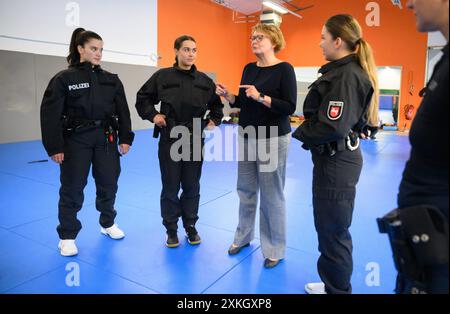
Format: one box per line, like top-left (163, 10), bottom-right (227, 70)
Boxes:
top-left (293, 15), bottom-right (379, 294)
top-left (40, 28), bottom-right (134, 257)
top-left (136, 35), bottom-right (224, 248)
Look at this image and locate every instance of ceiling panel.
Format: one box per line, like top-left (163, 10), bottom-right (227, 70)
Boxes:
top-left (211, 0), bottom-right (286, 15)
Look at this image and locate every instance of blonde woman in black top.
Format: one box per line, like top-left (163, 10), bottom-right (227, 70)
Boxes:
top-left (217, 23), bottom-right (297, 269)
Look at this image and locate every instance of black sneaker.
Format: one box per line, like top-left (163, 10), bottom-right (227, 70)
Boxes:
top-left (166, 231), bottom-right (179, 248)
top-left (186, 226), bottom-right (201, 245)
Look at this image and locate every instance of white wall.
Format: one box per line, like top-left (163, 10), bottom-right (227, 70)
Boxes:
top-left (377, 67), bottom-right (402, 126)
top-left (294, 67), bottom-right (320, 83)
top-left (0, 0), bottom-right (158, 66)
top-left (427, 48), bottom-right (444, 83)
top-left (428, 31), bottom-right (446, 47)
top-left (293, 67), bottom-right (320, 116)
top-left (377, 67), bottom-right (402, 90)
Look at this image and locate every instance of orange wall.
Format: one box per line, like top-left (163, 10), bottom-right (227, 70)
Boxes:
top-left (158, 0), bottom-right (428, 130)
top-left (157, 0), bottom-right (249, 95)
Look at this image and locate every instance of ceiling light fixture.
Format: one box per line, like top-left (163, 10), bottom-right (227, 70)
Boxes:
top-left (262, 1), bottom-right (288, 14)
top-left (262, 1), bottom-right (303, 19)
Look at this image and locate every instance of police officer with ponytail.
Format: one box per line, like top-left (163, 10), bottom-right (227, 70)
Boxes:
top-left (136, 35), bottom-right (224, 249)
top-left (40, 28), bottom-right (134, 257)
top-left (293, 15), bottom-right (379, 294)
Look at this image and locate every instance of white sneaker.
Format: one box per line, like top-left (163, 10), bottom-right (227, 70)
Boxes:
top-left (58, 240), bottom-right (78, 257)
top-left (101, 224), bottom-right (125, 240)
top-left (305, 282), bottom-right (327, 294)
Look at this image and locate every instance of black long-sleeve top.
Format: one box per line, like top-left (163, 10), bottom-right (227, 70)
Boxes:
top-left (398, 44), bottom-right (449, 218)
top-left (293, 54), bottom-right (374, 150)
top-left (135, 65), bottom-right (224, 127)
top-left (231, 62), bottom-right (297, 138)
top-left (40, 62), bottom-right (134, 156)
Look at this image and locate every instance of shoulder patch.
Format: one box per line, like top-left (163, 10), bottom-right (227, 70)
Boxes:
top-left (327, 101), bottom-right (344, 120)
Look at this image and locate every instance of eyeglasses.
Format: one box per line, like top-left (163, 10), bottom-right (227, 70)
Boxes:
top-left (250, 35), bottom-right (267, 42)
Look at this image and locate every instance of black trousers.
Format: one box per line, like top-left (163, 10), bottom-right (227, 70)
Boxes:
top-left (311, 148), bottom-right (363, 294)
top-left (57, 129), bottom-right (121, 239)
top-left (158, 132), bottom-right (204, 232)
top-left (395, 265), bottom-right (449, 294)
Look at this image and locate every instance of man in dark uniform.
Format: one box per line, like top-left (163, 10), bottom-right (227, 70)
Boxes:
top-left (293, 15), bottom-right (378, 294)
top-left (41, 28), bottom-right (134, 256)
top-left (378, 0), bottom-right (449, 294)
top-left (136, 36), bottom-right (223, 248)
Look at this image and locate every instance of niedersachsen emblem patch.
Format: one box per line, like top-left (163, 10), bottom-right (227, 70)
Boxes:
top-left (327, 101), bottom-right (344, 120)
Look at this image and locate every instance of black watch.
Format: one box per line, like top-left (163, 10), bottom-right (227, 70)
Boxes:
top-left (258, 93), bottom-right (266, 103)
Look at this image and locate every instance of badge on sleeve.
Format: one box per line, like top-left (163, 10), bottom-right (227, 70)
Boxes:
top-left (327, 101), bottom-right (344, 120)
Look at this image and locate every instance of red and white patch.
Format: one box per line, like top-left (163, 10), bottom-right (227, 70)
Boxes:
top-left (327, 101), bottom-right (344, 120)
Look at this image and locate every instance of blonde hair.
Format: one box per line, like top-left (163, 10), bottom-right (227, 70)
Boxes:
top-left (325, 14), bottom-right (380, 126)
top-left (252, 23), bottom-right (286, 53)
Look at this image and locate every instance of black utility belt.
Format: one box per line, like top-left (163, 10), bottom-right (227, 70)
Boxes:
top-left (312, 136), bottom-right (360, 157)
top-left (74, 119), bottom-right (105, 128)
top-left (167, 118), bottom-right (209, 128)
top-left (63, 117), bottom-right (118, 150)
top-left (310, 142), bottom-right (338, 156)
top-left (62, 115), bottom-right (119, 133)
top-left (64, 119), bottom-right (106, 133)
top-left (153, 118), bottom-right (209, 139)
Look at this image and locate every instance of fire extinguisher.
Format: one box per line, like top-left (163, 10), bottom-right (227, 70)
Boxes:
top-left (404, 71), bottom-right (416, 121)
top-left (404, 104), bottom-right (415, 120)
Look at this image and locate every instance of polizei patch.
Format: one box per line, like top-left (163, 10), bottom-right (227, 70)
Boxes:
top-left (327, 101), bottom-right (344, 120)
top-left (68, 83), bottom-right (90, 91)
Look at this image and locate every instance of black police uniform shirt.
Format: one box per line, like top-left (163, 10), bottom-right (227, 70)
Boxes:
top-left (398, 44), bottom-right (449, 216)
top-left (135, 64), bottom-right (224, 127)
top-left (230, 62), bottom-right (297, 138)
top-left (40, 62), bottom-right (134, 157)
top-left (294, 54), bottom-right (374, 149)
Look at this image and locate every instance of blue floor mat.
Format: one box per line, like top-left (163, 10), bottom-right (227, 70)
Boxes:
top-left (0, 127), bottom-right (409, 294)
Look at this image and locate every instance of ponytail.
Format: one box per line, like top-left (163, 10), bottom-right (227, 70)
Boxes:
top-left (325, 14), bottom-right (380, 127)
top-left (67, 28), bottom-right (102, 67)
top-left (67, 27), bottom-right (85, 66)
top-left (357, 39), bottom-right (379, 126)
